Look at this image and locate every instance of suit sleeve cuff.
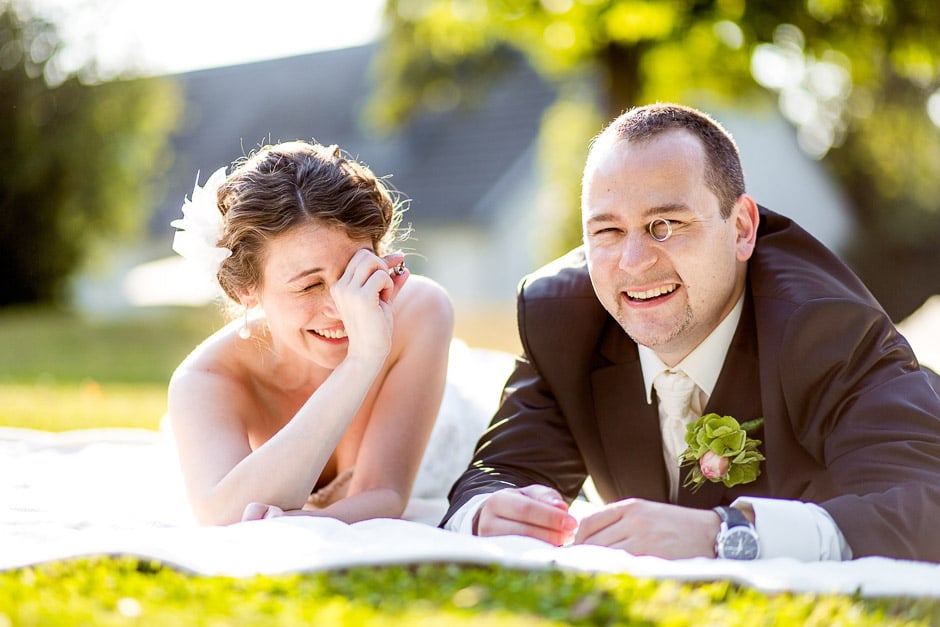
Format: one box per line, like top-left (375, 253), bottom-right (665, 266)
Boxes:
top-left (443, 494), bottom-right (491, 534)
top-left (732, 496), bottom-right (852, 561)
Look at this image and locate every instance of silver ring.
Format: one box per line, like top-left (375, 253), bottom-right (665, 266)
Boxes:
top-left (648, 218), bottom-right (672, 242)
top-left (394, 261), bottom-right (406, 275)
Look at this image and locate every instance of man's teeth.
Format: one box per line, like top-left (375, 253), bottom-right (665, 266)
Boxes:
top-left (312, 328), bottom-right (347, 339)
top-left (627, 284), bottom-right (678, 301)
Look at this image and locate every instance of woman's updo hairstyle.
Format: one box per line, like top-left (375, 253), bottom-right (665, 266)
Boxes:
top-left (214, 141), bottom-right (405, 302)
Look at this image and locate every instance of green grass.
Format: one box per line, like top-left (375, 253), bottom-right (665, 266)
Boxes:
top-left (0, 305), bottom-right (223, 385)
top-left (3, 559), bottom-right (937, 626)
top-left (0, 305), bottom-right (223, 431)
top-left (0, 382), bottom-right (169, 430)
top-left (1, 305), bottom-right (938, 625)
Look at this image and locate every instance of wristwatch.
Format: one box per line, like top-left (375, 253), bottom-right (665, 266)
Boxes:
top-left (713, 506), bottom-right (760, 560)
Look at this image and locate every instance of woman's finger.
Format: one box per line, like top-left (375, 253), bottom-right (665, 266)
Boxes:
top-left (340, 248), bottom-right (388, 288)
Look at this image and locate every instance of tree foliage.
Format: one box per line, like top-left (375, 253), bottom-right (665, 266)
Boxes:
top-left (0, 4), bottom-right (181, 306)
top-left (371, 0), bottom-right (940, 318)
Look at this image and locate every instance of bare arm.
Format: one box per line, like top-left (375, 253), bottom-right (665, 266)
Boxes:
top-left (283, 277), bottom-right (454, 523)
top-left (169, 353), bottom-right (387, 524)
top-left (168, 250), bottom-right (409, 525)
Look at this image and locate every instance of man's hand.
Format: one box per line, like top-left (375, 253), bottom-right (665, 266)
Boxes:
top-left (475, 485), bottom-right (578, 546)
top-left (574, 498), bottom-right (721, 559)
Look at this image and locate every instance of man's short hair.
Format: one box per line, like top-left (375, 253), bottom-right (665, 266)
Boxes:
top-left (587, 103), bottom-right (746, 219)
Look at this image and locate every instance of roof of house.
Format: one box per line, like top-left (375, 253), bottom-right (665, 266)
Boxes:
top-left (151, 43), bottom-right (556, 238)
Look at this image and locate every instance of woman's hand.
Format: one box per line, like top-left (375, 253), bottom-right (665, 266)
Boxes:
top-left (329, 249), bottom-right (409, 363)
top-left (241, 502), bottom-right (284, 521)
top-left (378, 250), bottom-right (410, 305)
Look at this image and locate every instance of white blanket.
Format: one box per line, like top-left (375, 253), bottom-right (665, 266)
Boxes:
top-left (3, 341), bottom-right (940, 599)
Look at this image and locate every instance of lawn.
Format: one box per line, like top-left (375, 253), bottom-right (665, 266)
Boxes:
top-left (0, 305), bottom-right (222, 431)
top-left (1, 306), bottom-right (938, 626)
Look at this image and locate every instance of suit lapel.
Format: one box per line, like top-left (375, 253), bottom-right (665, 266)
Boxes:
top-left (591, 318), bottom-right (669, 502)
top-left (677, 294), bottom-right (763, 508)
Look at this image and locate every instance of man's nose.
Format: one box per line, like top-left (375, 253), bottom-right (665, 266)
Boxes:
top-left (618, 230), bottom-right (658, 272)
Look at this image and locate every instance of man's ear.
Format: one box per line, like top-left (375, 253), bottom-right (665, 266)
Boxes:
top-left (734, 194), bottom-right (760, 262)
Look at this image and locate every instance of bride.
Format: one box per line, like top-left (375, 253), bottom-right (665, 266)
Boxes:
top-left (167, 141), bottom-right (454, 525)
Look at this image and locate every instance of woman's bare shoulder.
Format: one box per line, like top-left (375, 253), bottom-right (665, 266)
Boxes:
top-left (168, 323), bottom-right (259, 409)
top-left (389, 275), bottom-right (454, 359)
top-left (396, 274), bottom-right (453, 317)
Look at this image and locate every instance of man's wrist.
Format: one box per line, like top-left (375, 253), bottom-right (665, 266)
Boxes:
top-left (444, 494), bottom-right (491, 534)
top-left (707, 509), bottom-right (722, 558)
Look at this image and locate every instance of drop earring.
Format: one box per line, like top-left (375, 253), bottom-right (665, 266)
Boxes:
top-left (238, 305), bottom-right (251, 339)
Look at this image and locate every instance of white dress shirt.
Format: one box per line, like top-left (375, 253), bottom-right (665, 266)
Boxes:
top-left (446, 296), bottom-right (850, 560)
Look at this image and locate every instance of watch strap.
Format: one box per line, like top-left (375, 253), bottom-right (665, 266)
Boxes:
top-left (713, 505), bottom-right (750, 528)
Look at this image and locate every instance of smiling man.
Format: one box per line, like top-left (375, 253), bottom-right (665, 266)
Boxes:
top-left (442, 103), bottom-right (940, 563)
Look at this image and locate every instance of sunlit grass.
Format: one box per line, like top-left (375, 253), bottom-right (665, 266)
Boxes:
top-left (0, 382), bottom-right (166, 431)
top-left (0, 305), bottom-right (224, 385)
top-left (2, 559), bottom-right (936, 627)
top-left (0, 305), bottom-right (220, 431)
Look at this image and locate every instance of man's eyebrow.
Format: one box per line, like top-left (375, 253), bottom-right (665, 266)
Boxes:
top-left (586, 204), bottom-right (691, 225)
top-left (641, 203), bottom-right (690, 218)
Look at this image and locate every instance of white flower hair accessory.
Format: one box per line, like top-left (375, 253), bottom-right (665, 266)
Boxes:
top-left (170, 167), bottom-right (232, 288)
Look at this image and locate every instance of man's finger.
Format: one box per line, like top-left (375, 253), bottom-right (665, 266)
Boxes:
top-left (518, 484), bottom-right (570, 510)
top-left (574, 504), bottom-right (624, 543)
top-left (479, 488), bottom-right (578, 545)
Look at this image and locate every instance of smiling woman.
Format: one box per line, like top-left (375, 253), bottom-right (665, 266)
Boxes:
top-left (166, 140), bottom-right (455, 526)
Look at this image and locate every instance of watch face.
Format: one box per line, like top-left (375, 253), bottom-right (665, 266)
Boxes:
top-left (721, 527), bottom-right (760, 560)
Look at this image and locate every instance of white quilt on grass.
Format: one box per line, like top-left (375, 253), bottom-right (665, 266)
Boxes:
top-left (3, 338), bottom-right (940, 599)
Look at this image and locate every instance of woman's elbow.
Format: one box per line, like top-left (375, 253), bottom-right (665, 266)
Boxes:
top-left (370, 487), bottom-right (410, 520)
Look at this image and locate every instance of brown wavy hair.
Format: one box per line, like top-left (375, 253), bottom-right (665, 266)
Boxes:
top-left (213, 141), bottom-right (406, 302)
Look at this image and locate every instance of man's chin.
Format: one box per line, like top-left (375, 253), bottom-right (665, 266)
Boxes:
top-left (619, 321), bottom-right (684, 352)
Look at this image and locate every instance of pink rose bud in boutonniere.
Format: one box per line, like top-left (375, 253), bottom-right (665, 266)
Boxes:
top-left (700, 450), bottom-right (730, 480)
top-left (679, 413), bottom-right (766, 492)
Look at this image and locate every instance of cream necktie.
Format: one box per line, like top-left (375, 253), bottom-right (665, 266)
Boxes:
top-left (653, 369), bottom-right (697, 502)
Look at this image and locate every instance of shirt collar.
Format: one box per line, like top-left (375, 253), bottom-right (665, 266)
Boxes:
top-left (639, 294), bottom-right (745, 404)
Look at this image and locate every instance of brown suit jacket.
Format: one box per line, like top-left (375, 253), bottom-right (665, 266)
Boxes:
top-left (444, 207), bottom-right (940, 562)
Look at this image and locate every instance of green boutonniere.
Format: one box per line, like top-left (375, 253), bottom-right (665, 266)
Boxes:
top-left (678, 413), bottom-right (765, 492)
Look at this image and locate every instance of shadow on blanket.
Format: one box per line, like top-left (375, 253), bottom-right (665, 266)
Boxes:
top-left (2, 339), bottom-right (940, 598)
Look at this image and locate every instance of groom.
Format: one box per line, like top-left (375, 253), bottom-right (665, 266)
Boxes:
top-left (442, 103), bottom-right (940, 562)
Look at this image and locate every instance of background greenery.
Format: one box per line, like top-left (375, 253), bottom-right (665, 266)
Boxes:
top-left (0, 4), bottom-right (181, 306)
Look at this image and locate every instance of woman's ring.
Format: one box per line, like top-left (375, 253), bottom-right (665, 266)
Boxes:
top-left (394, 261), bottom-right (406, 275)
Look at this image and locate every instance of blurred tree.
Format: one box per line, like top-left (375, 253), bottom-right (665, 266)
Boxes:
top-left (370, 0), bottom-right (940, 319)
top-left (0, 3), bottom-right (181, 306)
